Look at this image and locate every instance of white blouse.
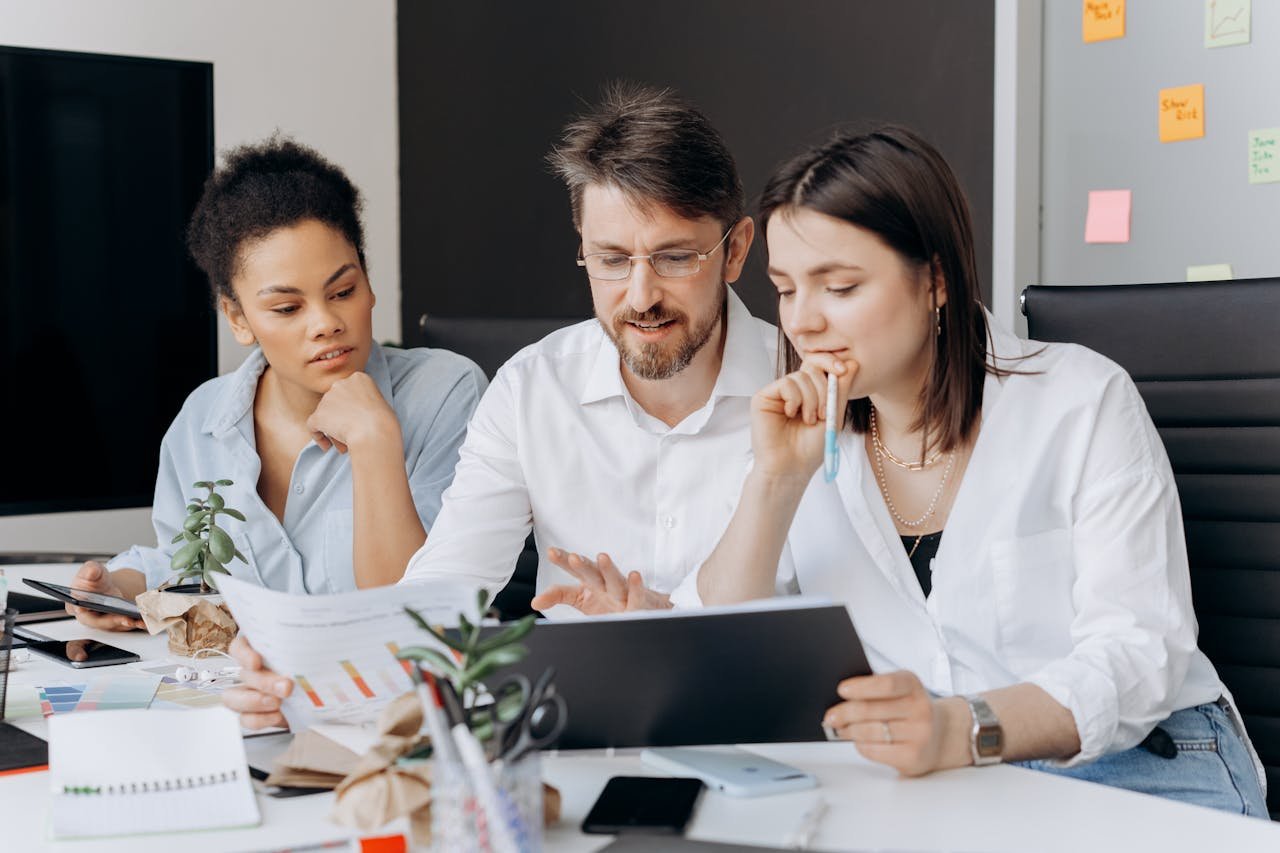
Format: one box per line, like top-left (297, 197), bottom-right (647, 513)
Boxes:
top-left (674, 315), bottom-right (1235, 767)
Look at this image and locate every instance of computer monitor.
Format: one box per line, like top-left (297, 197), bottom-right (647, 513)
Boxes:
top-left (0, 45), bottom-right (215, 516)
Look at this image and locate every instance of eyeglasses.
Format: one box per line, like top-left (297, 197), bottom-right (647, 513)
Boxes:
top-left (576, 227), bottom-right (733, 281)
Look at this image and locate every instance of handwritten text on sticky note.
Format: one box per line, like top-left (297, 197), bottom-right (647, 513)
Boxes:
top-left (1085, 190), bottom-right (1131, 244)
top-left (1083, 0), bottom-right (1126, 43)
top-left (1248, 128), bottom-right (1279, 184)
top-left (1160, 84), bottom-right (1205, 143)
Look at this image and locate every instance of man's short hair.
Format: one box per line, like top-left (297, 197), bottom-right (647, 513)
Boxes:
top-left (187, 135), bottom-right (366, 302)
top-left (547, 82), bottom-right (744, 233)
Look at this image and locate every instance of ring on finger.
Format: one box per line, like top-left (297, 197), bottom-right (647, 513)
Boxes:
top-left (881, 721), bottom-right (893, 744)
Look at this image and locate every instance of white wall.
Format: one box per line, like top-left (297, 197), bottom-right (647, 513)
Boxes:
top-left (0, 0), bottom-right (399, 553)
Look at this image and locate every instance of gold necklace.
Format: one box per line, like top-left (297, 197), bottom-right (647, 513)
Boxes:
top-left (871, 414), bottom-right (955, 530)
top-left (870, 407), bottom-right (944, 471)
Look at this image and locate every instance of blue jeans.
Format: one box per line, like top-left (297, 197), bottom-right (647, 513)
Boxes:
top-left (1019, 702), bottom-right (1268, 818)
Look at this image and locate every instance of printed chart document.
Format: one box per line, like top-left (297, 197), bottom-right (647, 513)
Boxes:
top-left (217, 575), bottom-right (474, 730)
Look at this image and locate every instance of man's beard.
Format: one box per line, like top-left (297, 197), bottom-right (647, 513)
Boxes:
top-left (602, 286), bottom-right (726, 381)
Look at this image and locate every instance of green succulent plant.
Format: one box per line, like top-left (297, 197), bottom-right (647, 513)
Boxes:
top-left (168, 479), bottom-right (247, 592)
top-left (396, 588), bottom-right (537, 751)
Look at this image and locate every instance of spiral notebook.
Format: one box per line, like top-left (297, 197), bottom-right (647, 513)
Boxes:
top-left (48, 706), bottom-right (260, 839)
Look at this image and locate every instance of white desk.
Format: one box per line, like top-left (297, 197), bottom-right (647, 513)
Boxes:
top-left (3, 564), bottom-right (1278, 852)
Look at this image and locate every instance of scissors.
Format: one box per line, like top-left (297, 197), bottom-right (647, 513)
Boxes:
top-left (487, 667), bottom-right (567, 764)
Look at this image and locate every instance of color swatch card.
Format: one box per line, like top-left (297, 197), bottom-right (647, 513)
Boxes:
top-left (1248, 128), bottom-right (1279, 184)
top-left (37, 674), bottom-right (160, 716)
top-left (1085, 190), bottom-right (1132, 243)
top-left (216, 573), bottom-right (475, 730)
top-left (1083, 0), bottom-right (1125, 43)
top-left (1205, 0), bottom-right (1250, 48)
top-left (1160, 84), bottom-right (1205, 143)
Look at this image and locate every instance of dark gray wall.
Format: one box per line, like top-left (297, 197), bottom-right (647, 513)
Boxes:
top-left (398, 0), bottom-right (994, 337)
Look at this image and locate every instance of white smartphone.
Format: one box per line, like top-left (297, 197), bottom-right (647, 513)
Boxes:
top-left (639, 746), bottom-right (817, 798)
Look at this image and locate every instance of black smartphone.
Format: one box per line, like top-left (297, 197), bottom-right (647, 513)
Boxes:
top-left (24, 639), bottom-right (141, 668)
top-left (581, 776), bottom-right (704, 835)
top-left (22, 578), bottom-right (142, 619)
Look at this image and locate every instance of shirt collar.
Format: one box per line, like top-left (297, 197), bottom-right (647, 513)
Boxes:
top-left (579, 287), bottom-right (771, 406)
top-left (202, 342), bottom-right (391, 436)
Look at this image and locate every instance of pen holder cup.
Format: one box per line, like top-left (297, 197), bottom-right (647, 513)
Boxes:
top-left (0, 608), bottom-right (16, 720)
top-left (429, 752), bottom-right (543, 852)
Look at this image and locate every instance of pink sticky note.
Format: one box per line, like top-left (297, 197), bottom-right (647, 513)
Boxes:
top-left (1084, 190), bottom-right (1131, 243)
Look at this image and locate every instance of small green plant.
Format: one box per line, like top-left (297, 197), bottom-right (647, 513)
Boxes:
top-left (169, 479), bottom-right (247, 592)
top-left (397, 589), bottom-right (537, 747)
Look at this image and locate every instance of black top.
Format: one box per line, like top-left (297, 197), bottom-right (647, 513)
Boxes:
top-left (901, 531), bottom-right (943, 597)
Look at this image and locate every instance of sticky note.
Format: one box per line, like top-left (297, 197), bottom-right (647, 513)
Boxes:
top-left (1187, 264), bottom-right (1233, 281)
top-left (1159, 84), bottom-right (1205, 143)
top-left (1083, 1), bottom-right (1125, 43)
top-left (1248, 128), bottom-right (1280, 184)
top-left (1205, 0), bottom-right (1250, 48)
top-left (1084, 190), bottom-right (1131, 244)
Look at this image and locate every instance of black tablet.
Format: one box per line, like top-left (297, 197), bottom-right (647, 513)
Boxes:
top-left (485, 602), bottom-right (871, 749)
top-left (22, 578), bottom-right (142, 619)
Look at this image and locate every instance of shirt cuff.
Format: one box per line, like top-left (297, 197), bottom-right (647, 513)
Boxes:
top-left (107, 546), bottom-right (168, 591)
top-left (1025, 657), bottom-right (1120, 767)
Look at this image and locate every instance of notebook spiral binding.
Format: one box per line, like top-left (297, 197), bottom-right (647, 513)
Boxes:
top-left (62, 769), bottom-right (239, 795)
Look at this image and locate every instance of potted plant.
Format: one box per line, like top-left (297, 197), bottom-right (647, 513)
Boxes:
top-left (135, 479), bottom-right (246, 655)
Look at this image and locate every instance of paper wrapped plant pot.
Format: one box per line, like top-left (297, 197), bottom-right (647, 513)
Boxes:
top-left (135, 587), bottom-right (238, 656)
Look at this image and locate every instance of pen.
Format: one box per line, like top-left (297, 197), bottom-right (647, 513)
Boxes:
top-left (823, 373), bottom-right (840, 483)
top-left (417, 672), bottom-right (460, 767)
top-left (451, 719), bottom-right (520, 853)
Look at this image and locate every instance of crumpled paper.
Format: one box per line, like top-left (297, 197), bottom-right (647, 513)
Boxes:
top-left (266, 728), bottom-right (362, 789)
top-left (331, 692), bottom-right (434, 842)
top-left (134, 589), bottom-right (238, 656)
top-left (330, 691), bottom-right (561, 843)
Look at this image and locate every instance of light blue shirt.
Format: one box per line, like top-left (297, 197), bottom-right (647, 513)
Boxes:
top-left (109, 342), bottom-right (486, 593)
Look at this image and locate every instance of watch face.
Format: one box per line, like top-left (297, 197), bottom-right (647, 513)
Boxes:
top-left (977, 730), bottom-right (1003, 755)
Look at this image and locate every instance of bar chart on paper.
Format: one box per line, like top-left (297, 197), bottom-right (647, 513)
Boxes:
top-left (213, 573), bottom-right (474, 730)
top-left (37, 675), bottom-right (161, 716)
top-left (288, 644), bottom-right (430, 721)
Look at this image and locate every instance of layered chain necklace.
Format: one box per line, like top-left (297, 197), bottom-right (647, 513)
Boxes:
top-left (870, 406), bottom-right (955, 558)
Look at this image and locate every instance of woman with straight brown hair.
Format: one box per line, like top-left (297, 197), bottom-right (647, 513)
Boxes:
top-left (555, 126), bottom-right (1266, 815)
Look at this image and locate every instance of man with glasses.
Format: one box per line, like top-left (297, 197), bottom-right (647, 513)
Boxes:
top-left (397, 81), bottom-right (778, 616)
top-left (227, 82), bottom-right (777, 728)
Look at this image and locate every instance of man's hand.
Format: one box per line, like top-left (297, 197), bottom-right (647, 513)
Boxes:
top-left (306, 371), bottom-right (401, 454)
top-left (66, 561), bottom-right (146, 631)
top-left (222, 635), bottom-right (293, 731)
top-left (530, 549), bottom-right (672, 615)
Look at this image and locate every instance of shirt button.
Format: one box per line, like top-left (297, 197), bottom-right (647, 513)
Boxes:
top-left (662, 515), bottom-right (676, 529)
top-left (294, 484), bottom-right (305, 495)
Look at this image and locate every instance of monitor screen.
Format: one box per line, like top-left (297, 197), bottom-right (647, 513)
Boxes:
top-left (0, 46), bottom-right (214, 516)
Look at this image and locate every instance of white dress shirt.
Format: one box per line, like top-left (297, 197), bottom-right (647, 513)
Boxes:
top-left (400, 288), bottom-right (778, 609)
top-left (673, 314), bottom-right (1239, 768)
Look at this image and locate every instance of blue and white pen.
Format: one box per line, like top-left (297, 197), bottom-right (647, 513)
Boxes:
top-left (823, 373), bottom-right (840, 483)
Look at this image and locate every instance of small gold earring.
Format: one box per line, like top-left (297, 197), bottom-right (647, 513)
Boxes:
top-left (935, 306), bottom-right (942, 337)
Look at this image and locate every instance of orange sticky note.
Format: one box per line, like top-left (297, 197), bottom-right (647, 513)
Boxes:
top-left (1083, 0), bottom-right (1125, 43)
top-left (1084, 190), bottom-right (1131, 244)
top-left (1159, 84), bottom-right (1205, 143)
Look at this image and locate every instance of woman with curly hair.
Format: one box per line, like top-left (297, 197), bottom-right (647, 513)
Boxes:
top-left (67, 137), bottom-right (485, 628)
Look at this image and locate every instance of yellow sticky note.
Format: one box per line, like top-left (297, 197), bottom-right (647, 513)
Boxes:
top-left (1083, 0), bottom-right (1125, 43)
top-left (1248, 128), bottom-right (1280, 184)
top-left (1187, 263), bottom-right (1233, 281)
top-left (1159, 84), bottom-right (1205, 143)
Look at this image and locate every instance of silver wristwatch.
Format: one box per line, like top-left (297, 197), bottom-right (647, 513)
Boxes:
top-left (964, 695), bottom-right (1003, 766)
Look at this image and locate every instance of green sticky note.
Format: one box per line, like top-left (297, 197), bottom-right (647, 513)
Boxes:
top-left (1187, 263), bottom-right (1233, 282)
top-left (1249, 128), bottom-right (1280, 184)
top-left (1205, 0), bottom-right (1250, 49)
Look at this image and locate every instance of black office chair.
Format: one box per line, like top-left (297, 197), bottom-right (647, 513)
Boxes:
top-left (1022, 278), bottom-right (1280, 819)
top-left (419, 313), bottom-right (586, 620)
